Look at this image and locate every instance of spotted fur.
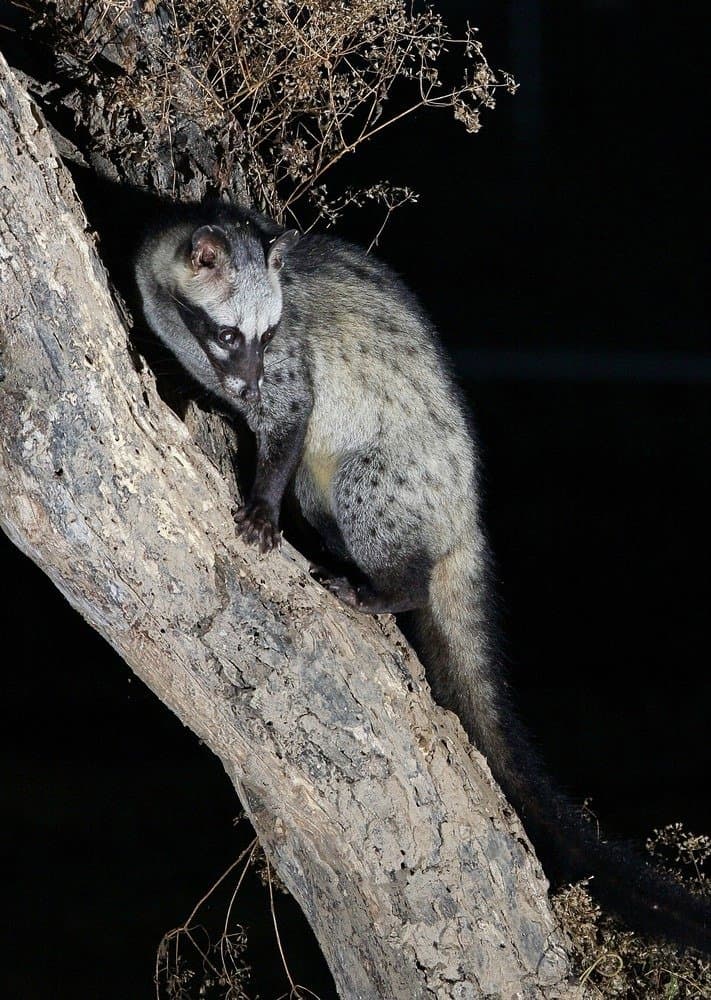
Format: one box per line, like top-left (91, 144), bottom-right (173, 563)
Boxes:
top-left (135, 202), bottom-right (710, 952)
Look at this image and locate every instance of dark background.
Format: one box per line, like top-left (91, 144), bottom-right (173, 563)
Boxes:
top-left (2, 2), bottom-right (709, 997)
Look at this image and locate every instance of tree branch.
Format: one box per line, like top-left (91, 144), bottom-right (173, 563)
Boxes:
top-left (0, 54), bottom-right (584, 998)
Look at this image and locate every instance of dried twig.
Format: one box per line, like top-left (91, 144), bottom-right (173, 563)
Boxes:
top-left (36, 0), bottom-right (516, 230)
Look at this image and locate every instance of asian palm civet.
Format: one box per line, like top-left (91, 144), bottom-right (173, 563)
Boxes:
top-left (135, 201), bottom-right (710, 952)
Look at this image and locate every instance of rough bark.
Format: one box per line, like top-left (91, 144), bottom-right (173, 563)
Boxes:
top-left (0, 54), bottom-right (585, 999)
top-left (28, 0), bottom-right (249, 201)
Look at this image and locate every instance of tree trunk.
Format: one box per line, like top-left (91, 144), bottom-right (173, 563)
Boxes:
top-left (0, 53), bottom-right (585, 999)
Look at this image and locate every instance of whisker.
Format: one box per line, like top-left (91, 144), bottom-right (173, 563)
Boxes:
top-left (167, 289), bottom-right (197, 316)
top-left (266, 355), bottom-right (291, 371)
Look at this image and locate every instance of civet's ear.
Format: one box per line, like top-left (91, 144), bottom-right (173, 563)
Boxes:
top-left (267, 229), bottom-right (300, 272)
top-left (190, 225), bottom-right (229, 271)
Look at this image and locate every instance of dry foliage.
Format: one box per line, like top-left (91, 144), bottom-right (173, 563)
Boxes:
top-left (155, 839), bottom-right (257, 999)
top-left (156, 836), bottom-right (321, 1000)
top-left (37, 0), bottom-right (515, 228)
top-left (646, 823), bottom-right (711, 897)
top-left (553, 824), bottom-right (711, 999)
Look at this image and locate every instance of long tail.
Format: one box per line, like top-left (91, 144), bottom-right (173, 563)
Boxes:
top-left (403, 541), bottom-right (711, 952)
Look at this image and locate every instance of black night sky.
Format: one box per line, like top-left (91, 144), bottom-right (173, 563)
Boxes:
top-left (1, 3), bottom-right (709, 997)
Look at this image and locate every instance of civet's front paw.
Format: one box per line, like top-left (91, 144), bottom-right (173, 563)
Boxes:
top-left (234, 500), bottom-right (281, 554)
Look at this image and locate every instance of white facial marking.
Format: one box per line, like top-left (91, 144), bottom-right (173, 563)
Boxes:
top-left (206, 342), bottom-right (231, 362)
top-left (238, 314), bottom-right (260, 342)
top-left (176, 231), bottom-right (284, 342)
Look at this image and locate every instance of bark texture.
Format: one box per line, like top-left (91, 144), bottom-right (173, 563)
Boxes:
top-left (0, 54), bottom-right (585, 999)
top-left (31, 0), bottom-right (248, 201)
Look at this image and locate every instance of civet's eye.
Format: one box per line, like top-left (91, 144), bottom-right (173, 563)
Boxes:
top-left (217, 328), bottom-right (239, 346)
top-left (261, 327), bottom-right (276, 345)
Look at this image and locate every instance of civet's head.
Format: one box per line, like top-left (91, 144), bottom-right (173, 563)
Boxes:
top-left (174, 221), bottom-right (299, 404)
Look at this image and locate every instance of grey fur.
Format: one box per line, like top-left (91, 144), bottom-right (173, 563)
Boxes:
top-left (134, 205), bottom-right (711, 951)
top-left (135, 206), bottom-right (506, 754)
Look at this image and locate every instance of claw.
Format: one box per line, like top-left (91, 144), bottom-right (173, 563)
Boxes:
top-left (234, 500), bottom-right (281, 553)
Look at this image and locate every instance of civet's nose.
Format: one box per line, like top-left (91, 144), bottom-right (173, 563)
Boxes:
top-left (240, 385), bottom-right (260, 404)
